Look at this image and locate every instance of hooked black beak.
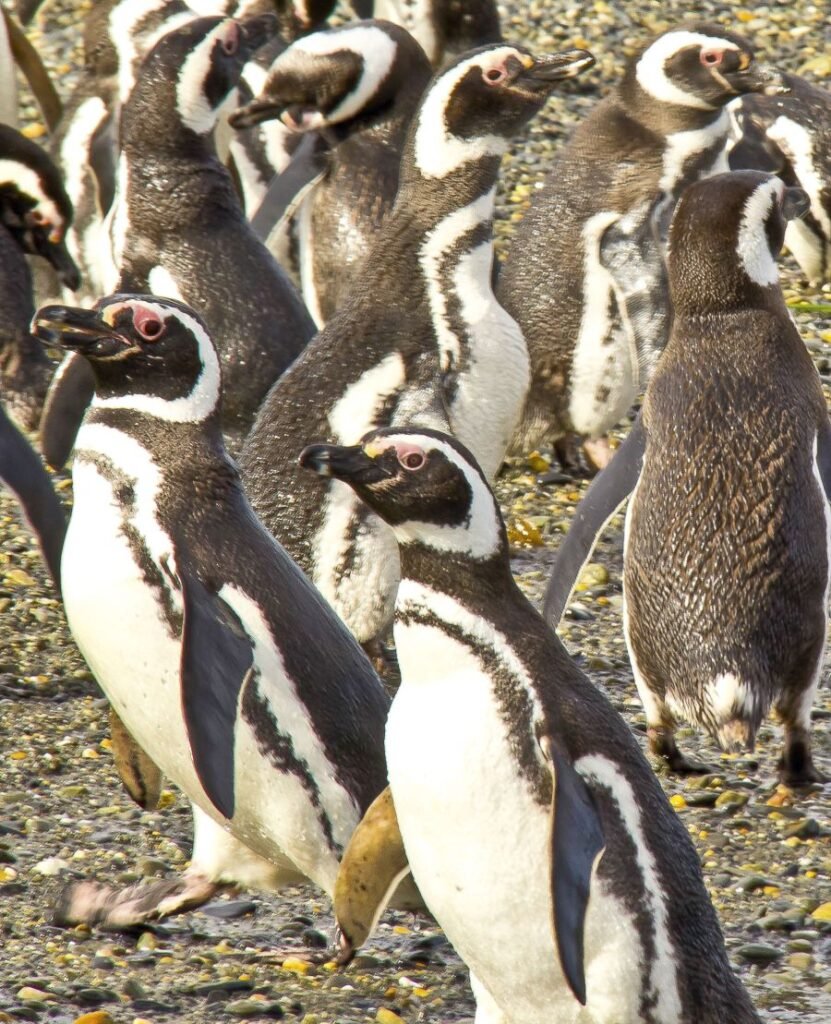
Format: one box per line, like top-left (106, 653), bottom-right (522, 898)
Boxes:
top-left (229, 96), bottom-right (283, 130)
top-left (726, 62), bottom-right (789, 97)
top-left (33, 234), bottom-right (81, 291)
top-left (239, 12), bottom-right (278, 55)
top-left (31, 304), bottom-right (124, 357)
top-left (782, 186), bottom-right (811, 221)
top-left (299, 443), bottom-right (391, 484)
top-left (515, 49), bottom-right (595, 91)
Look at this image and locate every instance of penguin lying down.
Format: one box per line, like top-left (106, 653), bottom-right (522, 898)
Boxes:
top-left (31, 293), bottom-right (422, 929)
top-left (544, 171), bottom-right (828, 786)
top-left (301, 426), bottom-right (763, 1024)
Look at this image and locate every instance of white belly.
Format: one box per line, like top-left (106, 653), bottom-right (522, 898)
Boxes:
top-left (63, 455), bottom-right (354, 895)
top-left (388, 619), bottom-right (645, 1024)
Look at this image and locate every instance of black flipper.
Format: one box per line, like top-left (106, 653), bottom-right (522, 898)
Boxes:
top-left (3, 4), bottom-right (62, 130)
top-left (179, 567), bottom-right (255, 820)
top-left (543, 414), bottom-right (646, 627)
top-left (89, 111), bottom-right (117, 217)
top-left (540, 737), bottom-right (604, 1007)
top-left (816, 417), bottom-right (831, 501)
top-left (249, 132), bottom-right (329, 243)
top-left (0, 402), bottom-right (65, 591)
top-left (39, 353), bottom-right (95, 470)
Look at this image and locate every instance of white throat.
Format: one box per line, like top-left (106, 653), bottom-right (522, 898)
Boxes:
top-left (413, 48), bottom-right (519, 179)
top-left (736, 178), bottom-right (780, 287)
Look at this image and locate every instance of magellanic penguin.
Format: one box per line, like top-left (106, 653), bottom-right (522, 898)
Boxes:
top-left (729, 72), bottom-right (831, 284)
top-left (240, 44), bottom-right (595, 652)
top-left (0, 124), bottom-right (80, 429)
top-left (300, 426), bottom-right (763, 1024)
top-left (43, 13), bottom-right (316, 469)
top-left (231, 19), bottom-right (432, 326)
top-left (497, 24), bottom-right (785, 470)
top-left (544, 170), bottom-right (828, 786)
top-left (358, 0), bottom-right (501, 68)
top-left (31, 293), bottom-right (393, 924)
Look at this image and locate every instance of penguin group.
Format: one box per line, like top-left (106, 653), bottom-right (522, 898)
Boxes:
top-left (0, 0), bottom-right (829, 1020)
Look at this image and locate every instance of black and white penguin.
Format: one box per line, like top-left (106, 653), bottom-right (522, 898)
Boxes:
top-left (113, 14), bottom-right (314, 433)
top-left (359, 0), bottom-right (501, 68)
top-left (729, 72), bottom-right (831, 283)
top-left (0, 124), bottom-right (80, 428)
top-left (231, 19), bottom-right (432, 325)
top-left (300, 426), bottom-right (762, 1024)
top-left (497, 24), bottom-right (784, 470)
top-left (544, 170), bottom-right (828, 786)
top-left (240, 43), bottom-right (595, 650)
top-left (31, 293), bottom-right (392, 921)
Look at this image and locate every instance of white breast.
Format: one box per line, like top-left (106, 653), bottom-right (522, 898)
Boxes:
top-left (388, 587), bottom-right (647, 1024)
top-left (63, 425), bottom-right (358, 895)
top-left (569, 212), bottom-right (638, 438)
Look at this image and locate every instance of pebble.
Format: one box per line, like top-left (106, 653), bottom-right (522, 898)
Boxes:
top-left (736, 944), bottom-right (783, 965)
top-left (226, 999), bottom-right (284, 1018)
top-left (73, 1014), bottom-right (115, 1024)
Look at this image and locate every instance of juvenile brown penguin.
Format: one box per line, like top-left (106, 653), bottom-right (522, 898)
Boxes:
top-left (544, 170), bottom-right (827, 785)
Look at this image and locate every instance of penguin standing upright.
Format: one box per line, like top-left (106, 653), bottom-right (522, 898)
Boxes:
top-left (0, 125), bottom-right (80, 428)
top-left (301, 426), bottom-right (762, 1024)
top-left (231, 19), bottom-right (432, 326)
top-left (544, 170), bottom-right (827, 785)
top-left (240, 43), bottom-right (595, 650)
top-left (32, 293), bottom-right (392, 923)
top-left (729, 72), bottom-right (831, 283)
top-left (497, 25), bottom-right (784, 469)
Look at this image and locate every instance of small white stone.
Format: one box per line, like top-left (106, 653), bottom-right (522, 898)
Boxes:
top-left (32, 857), bottom-right (70, 876)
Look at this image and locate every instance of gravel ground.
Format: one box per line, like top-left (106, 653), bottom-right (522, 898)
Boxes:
top-left (1, 1), bottom-right (830, 1022)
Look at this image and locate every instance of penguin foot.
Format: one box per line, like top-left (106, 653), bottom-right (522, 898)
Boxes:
top-left (581, 436), bottom-right (614, 472)
top-left (778, 745), bottom-right (828, 788)
top-left (649, 729), bottom-right (715, 775)
top-left (53, 873), bottom-right (220, 930)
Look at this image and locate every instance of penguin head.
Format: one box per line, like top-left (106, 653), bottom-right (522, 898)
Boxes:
top-left (0, 125), bottom-right (80, 290)
top-left (626, 25), bottom-right (783, 117)
top-left (300, 427), bottom-right (506, 560)
top-left (110, 0), bottom-right (200, 103)
top-left (125, 14), bottom-right (277, 140)
top-left (667, 170), bottom-right (810, 313)
top-left (32, 295), bottom-right (222, 423)
top-left (405, 43), bottom-right (595, 181)
top-left (230, 21), bottom-right (430, 133)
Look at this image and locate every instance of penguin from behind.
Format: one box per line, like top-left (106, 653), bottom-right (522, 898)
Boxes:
top-left (32, 292), bottom-right (393, 923)
top-left (544, 170), bottom-right (827, 785)
top-left (301, 425), bottom-right (762, 1024)
top-left (729, 72), bottom-right (831, 284)
top-left (497, 24), bottom-right (785, 471)
top-left (231, 19), bottom-right (432, 326)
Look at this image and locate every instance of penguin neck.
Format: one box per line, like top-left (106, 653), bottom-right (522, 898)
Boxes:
top-left (397, 537), bottom-right (518, 608)
top-left (329, 83), bottom-right (426, 150)
top-left (618, 76), bottom-right (728, 138)
top-left (671, 277), bottom-right (790, 321)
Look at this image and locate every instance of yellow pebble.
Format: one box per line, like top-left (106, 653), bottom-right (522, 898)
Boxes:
top-left (393, 925), bottom-right (411, 935)
top-left (282, 957), bottom-right (311, 975)
top-left (762, 886), bottom-right (780, 897)
top-left (376, 1010), bottom-right (406, 1024)
top-left (9, 751), bottom-right (27, 760)
top-left (21, 123), bottom-right (46, 139)
top-left (669, 794), bottom-right (686, 809)
top-left (73, 1013), bottom-right (115, 1024)
top-left (811, 902), bottom-right (831, 921)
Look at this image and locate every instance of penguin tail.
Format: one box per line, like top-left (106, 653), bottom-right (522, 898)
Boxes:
top-left (716, 718), bottom-right (756, 753)
top-left (52, 873), bottom-right (219, 930)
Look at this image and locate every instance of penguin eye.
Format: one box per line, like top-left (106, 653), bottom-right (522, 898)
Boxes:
top-left (30, 209), bottom-right (47, 225)
top-left (398, 449), bottom-right (426, 471)
top-left (221, 24), bottom-right (239, 55)
top-left (700, 49), bottom-right (723, 68)
top-left (484, 66), bottom-right (506, 85)
top-left (132, 308), bottom-right (165, 341)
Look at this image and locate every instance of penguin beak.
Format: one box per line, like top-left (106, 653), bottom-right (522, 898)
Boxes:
top-left (40, 237), bottom-right (81, 292)
top-left (515, 49), bottom-right (595, 90)
top-left (299, 443), bottom-right (392, 484)
top-left (31, 305), bottom-right (125, 358)
top-left (230, 97), bottom-right (284, 130)
top-left (725, 62), bottom-right (789, 97)
top-left (782, 186), bottom-right (811, 221)
top-left (238, 13), bottom-right (279, 55)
